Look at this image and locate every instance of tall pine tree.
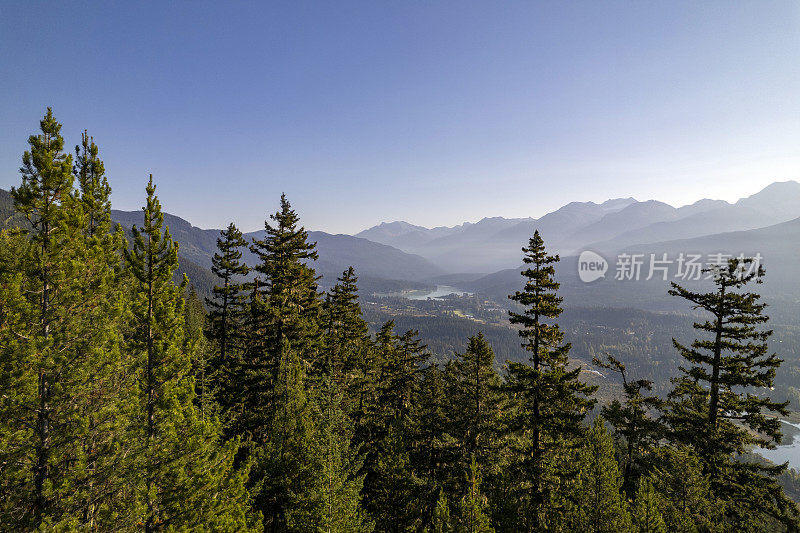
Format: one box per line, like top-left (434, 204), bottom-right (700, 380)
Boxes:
top-left (320, 266), bottom-right (371, 390)
top-left (647, 446), bottom-right (721, 531)
top-left (308, 373), bottom-right (373, 532)
top-left (206, 223), bottom-right (250, 428)
top-left (631, 478), bottom-right (667, 533)
top-left (207, 223), bottom-right (249, 366)
top-left (362, 322), bottom-right (428, 531)
top-left (124, 176), bottom-right (258, 532)
top-left (457, 459), bottom-right (495, 533)
top-left (667, 258), bottom-right (799, 529)
top-left (239, 194), bottom-right (322, 444)
top-left (504, 230), bottom-right (596, 530)
top-left (450, 333), bottom-right (503, 483)
top-left (255, 341), bottom-right (320, 532)
top-left (0, 109), bottom-right (127, 529)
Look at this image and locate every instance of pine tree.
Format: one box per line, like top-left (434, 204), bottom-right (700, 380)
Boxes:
top-left (207, 223), bottom-right (249, 366)
top-left (504, 230), bottom-right (596, 530)
top-left (667, 257), bottom-right (799, 529)
top-left (308, 373), bottom-right (373, 532)
top-left (566, 418), bottom-right (633, 533)
top-left (124, 176), bottom-right (258, 532)
top-left (0, 109), bottom-right (128, 529)
top-left (185, 285), bottom-right (214, 418)
top-left (250, 193), bottom-right (321, 368)
top-left (368, 421), bottom-right (423, 532)
top-left (430, 490), bottom-right (453, 533)
top-left (648, 446), bottom-right (721, 532)
top-left (7, 107), bottom-right (76, 525)
top-left (457, 459), bottom-right (495, 533)
top-left (380, 326), bottom-right (429, 424)
top-left (411, 362), bottom-right (457, 520)
top-left (361, 322), bottom-right (428, 531)
top-left (206, 223), bottom-right (249, 426)
top-left (348, 322), bottom-right (381, 460)
top-left (240, 194), bottom-right (322, 444)
top-left (593, 354), bottom-right (663, 496)
top-left (73, 130), bottom-right (112, 237)
top-left (631, 478), bottom-right (667, 533)
top-left (256, 341), bottom-right (321, 532)
top-left (450, 333), bottom-right (503, 491)
top-left (320, 267), bottom-right (371, 389)
top-left (68, 131), bottom-right (130, 530)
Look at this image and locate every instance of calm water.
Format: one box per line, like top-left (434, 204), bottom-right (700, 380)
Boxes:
top-left (377, 285), bottom-right (472, 300)
top-left (757, 420), bottom-right (800, 470)
top-left (408, 285), bottom-right (471, 300)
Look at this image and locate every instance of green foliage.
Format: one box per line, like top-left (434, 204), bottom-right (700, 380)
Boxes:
top-left (451, 333), bottom-right (504, 470)
top-left (360, 322), bottom-right (429, 531)
top-left (206, 223), bottom-right (250, 427)
top-left (250, 193), bottom-right (322, 369)
top-left (4, 110), bottom-right (800, 533)
top-left (256, 342), bottom-right (320, 531)
top-left (647, 446), bottom-right (722, 532)
top-left (238, 195), bottom-right (323, 446)
top-left (429, 490), bottom-right (453, 533)
top-left (631, 477), bottom-right (667, 533)
top-left (185, 285), bottom-right (215, 417)
top-left (504, 230), bottom-right (597, 530)
top-left (73, 130), bottom-right (112, 237)
top-left (320, 267), bottom-right (370, 378)
top-left (566, 418), bottom-right (633, 533)
top-left (124, 176), bottom-right (258, 531)
top-left (309, 374), bottom-right (373, 532)
top-left (368, 420), bottom-right (423, 532)
top-left (667, 258), bottom-right (799, 529)
top-left (593, 354), bottom-right (664, 496)
top-left (457, 459), bottom-right (495, 533)
top-left (0, 109), bottom-right (128, 530)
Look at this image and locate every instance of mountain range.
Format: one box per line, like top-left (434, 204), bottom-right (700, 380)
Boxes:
top-left (110, 209), bottom-right (443, 281)
top-left (357, 181), bottom-right (800, 274)
top-left (3, 180), bottom-right (800, 308)
top-left (0, 188), bottom-right (444, 296)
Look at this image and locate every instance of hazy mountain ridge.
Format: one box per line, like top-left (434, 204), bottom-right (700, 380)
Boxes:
top-left (355, 220), bottom-right (470, 250)
top-left (587, 181), bottom-right (800, 254)
top-left (4, 180), bottom-right (800, 298)
top-left (109, 210), bottom-right (444, 284)
top-left (356, 181), bottom-right (800, 273)
top-left (465, 213), bottom-right (800, 316)
top-left (0, 189), bottom-right (444, 295)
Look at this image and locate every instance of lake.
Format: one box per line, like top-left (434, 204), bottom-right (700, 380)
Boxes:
top-left (376, 285), bottom-right (472, 300)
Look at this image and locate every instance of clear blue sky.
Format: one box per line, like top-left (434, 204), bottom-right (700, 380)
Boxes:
top-left (1, 2), bottom-right (799, 234)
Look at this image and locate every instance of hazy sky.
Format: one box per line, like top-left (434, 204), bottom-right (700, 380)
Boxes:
top-left (1, 2), bottom-right (799, 234)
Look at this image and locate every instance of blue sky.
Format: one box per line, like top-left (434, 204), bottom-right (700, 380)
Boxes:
top-left (1, 2), bottom-right (799, 234)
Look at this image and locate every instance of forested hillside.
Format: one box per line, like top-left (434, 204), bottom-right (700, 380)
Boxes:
top-left (2, 110), bottom-right (800, 532)
top-left (110, 209), bottom-right (443, 284)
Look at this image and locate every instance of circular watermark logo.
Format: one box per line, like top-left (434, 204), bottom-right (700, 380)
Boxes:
top-left (578, 250), bottom-right (608, 283)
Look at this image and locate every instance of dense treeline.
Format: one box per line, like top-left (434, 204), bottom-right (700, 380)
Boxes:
top-left (1, 110), bottom-right (799, 531)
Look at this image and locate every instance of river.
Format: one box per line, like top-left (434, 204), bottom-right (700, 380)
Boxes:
top-left (757, 420), bottom-right (800, 470)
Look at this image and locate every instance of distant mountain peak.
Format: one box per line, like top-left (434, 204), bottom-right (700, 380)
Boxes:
top-left (680, 198), bottom-right (729, 209)
top-left (373, 220), bottom-right (428, 232)
top-left (737, 180), bottom-right (800, 203)
top-left (600, 197), bottom-right (637, 210)
top-left (735, 180), bottom-right (800, 218)
top-left (477, 216), bottom-right (512, 223)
